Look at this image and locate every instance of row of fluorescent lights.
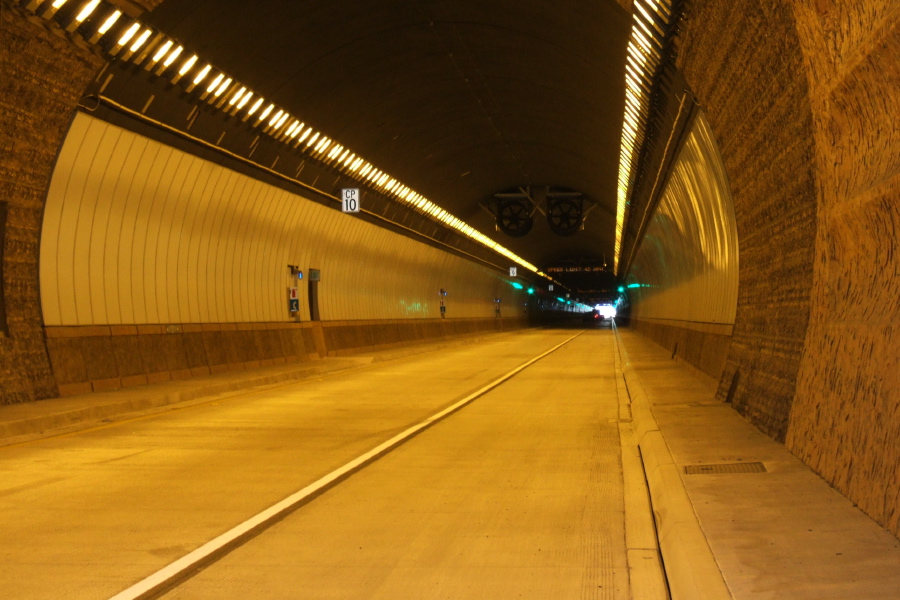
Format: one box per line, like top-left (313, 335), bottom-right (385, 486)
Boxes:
top-left (22, 0), bottom-right (549, 280)
top-left (614, 0), bottom-right (673, 274)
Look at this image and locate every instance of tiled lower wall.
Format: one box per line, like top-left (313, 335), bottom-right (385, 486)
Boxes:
top-left (45, 317), bottom-right (528, 396)
top-left (623, 317), bottom-right (732, 385)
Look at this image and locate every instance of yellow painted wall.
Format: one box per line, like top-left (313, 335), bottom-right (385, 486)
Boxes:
top-left (626, 112), bottom-right (739, 326)
top-left (41, 113), bottom-right (525, 326)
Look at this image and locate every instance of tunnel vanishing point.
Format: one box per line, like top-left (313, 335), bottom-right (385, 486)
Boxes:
top-left (1, 0), bottom-right (899, 598)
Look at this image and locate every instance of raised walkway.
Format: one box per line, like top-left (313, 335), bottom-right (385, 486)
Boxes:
top-left (616, 328), bottom-right (900, 600)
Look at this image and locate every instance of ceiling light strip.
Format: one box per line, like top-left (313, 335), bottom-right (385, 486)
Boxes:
top-left (614, 0), bottom-right (673, 275)
top-left (19, 0), bottom-right (549, 280)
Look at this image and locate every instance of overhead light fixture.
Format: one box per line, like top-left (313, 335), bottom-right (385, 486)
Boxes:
top-left (237, 92), bottom-right (254, 110)
top-left (129, 28), bottom-right (152, 52)
top-left (246, 98), bottom-right (264, 116)
top-left (213, 77), bottom-right (232, 97)
top-left (96, 10), bottom-right (120, 35)
top-left (74, 0), bottom-right (100, 22)
top-left (116, 22), bottom-right (140, 47)
top-left (162, 46), bottom-right (183, 67)
top-left (229, 87), bottom-right (247, 106)
top-left (192, 64), bottom-right (211, 85)
top-left (206, 73), bottom-right (224, 93)
top-left (20, 0), bottom-right (558, 284)
top-left (177, 54), bottom-right (197, 76)
top-left (614, 0), bottom-right (674, 274)
top-left (150, 40), bottom-right (173, 64)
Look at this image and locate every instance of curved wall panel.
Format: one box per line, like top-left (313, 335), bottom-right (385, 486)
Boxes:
top-left (626, 112), bottom-right (739, 326)
top-left (40, 113), bottom-right (525, 327)
top-left (624, 112), bottom-right (739, 379)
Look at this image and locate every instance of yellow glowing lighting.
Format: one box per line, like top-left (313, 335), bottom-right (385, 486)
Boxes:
top-left (229, 87), bottom-right (247, 106)
top-left (117, 22), bottom-right (140, 46)
top-left (129, 29), bottom-right (152, 52)
top-left (635, 16), bottom-right (656, 42)
top-left (247, 98), bottom-right (264, 116)
top-left (213, 77), bottom-right (232, 97)
top-left (206, 73), bottom-right (224, 93)
top-left (633, 0), bottom-right (656, 23)
top-left (151, 40), bottom-right (173, 63)
top-left (178, 55), bottom-right (198, 75)
top-left (97, 10), bottom-right (120, 34)
top-left (633, 30), bottom-right (653, 54)
top-left (258, 104), bottom-right (275, 122)
top-left (615, 0), bottom-right (671, 274)
top-left (237, 92), bottom-right (253, 109)
top-left (74, 0), bottom-right (100, 22)
top-left (267, 110), bottom-right (284, 127)
top-left (163, 46), bottom-right (182, 67)
top-left (193, 64), bottom-right (211, 85)
top-left (29, 0), bottom-right (556, 284)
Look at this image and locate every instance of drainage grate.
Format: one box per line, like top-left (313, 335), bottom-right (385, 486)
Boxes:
top-left (684, 462), bottom-right (767, 475)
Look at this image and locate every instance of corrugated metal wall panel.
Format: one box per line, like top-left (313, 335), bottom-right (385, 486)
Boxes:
top-left (41, 113), bottom-right (524, 325)
top-left (626, 112), bottom-right (739, 325)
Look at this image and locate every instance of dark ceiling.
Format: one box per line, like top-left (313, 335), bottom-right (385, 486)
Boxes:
top-left (145, 0), bottom-right (631, 270)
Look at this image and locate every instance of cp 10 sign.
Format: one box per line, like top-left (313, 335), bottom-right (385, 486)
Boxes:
top-left (341, 188), bottom-right (360, 213)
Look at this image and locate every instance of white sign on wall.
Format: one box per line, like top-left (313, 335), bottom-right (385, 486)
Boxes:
top-left (548, 284), bottom-right (554, 291)
top-left (509, 267), bottom-right (517, 277)
top-left (341, 188), bottom-right (360, 213)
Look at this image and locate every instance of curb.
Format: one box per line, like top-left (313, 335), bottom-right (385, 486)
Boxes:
top-left (615, 324), bottom-right (732, 600)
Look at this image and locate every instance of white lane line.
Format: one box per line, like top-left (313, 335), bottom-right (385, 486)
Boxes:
top-left (109, 330), bottom-right (584, 600)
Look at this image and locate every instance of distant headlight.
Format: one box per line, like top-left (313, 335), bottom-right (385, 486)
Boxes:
top-left (597, 305), bottom-right (617, 319)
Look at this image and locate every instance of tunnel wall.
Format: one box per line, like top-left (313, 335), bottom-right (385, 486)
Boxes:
top-left (676, 0), bottom-right (818, 441)
top-left (0, 9), bottom-right (104, 404)
top-left (38, 113), bottom-right (529, 396)
top-left (625, 111), bottom-right (739, 381)
top-left (673, 0), bottom-right (900, 537)
top-left (787, 2), bottom-right (900, 536)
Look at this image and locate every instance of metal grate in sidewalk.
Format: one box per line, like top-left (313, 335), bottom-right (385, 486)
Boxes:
top-left (684, 461), bottom-right (767, 475)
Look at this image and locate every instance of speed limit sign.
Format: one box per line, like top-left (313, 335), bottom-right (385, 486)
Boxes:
top-left (341, 188), bottom-right (360, 213)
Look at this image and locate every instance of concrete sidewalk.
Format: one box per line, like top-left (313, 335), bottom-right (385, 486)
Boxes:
top-left (617, 328), bottom-right (900, 600)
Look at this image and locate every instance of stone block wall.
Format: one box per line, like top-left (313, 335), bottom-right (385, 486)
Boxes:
top-left (675, 0), bottom-right (900, 537)
top-left (0, 8), bottom-right (104, 403)
top-left (676, 0), bottom-right (819, 441)
top-left (787, 1), bottom-right (900, 537)
top-left (44, 317), bottom-right (527, 396)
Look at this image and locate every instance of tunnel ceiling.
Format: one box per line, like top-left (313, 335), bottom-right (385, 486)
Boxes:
top-left (144, 0), bottom-right (631, 271)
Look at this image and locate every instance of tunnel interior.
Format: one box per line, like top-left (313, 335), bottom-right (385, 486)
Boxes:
top-left (0, 0), bottom-right (899, 583)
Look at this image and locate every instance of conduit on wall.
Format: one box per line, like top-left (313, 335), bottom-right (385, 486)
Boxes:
top-left (625, 111), bottom-right (738, 327)
top-left (40, 113), bottom-right (526, 326)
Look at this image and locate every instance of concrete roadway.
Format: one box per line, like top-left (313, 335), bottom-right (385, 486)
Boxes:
top-left (0, 329), bottom-right (632, 599)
